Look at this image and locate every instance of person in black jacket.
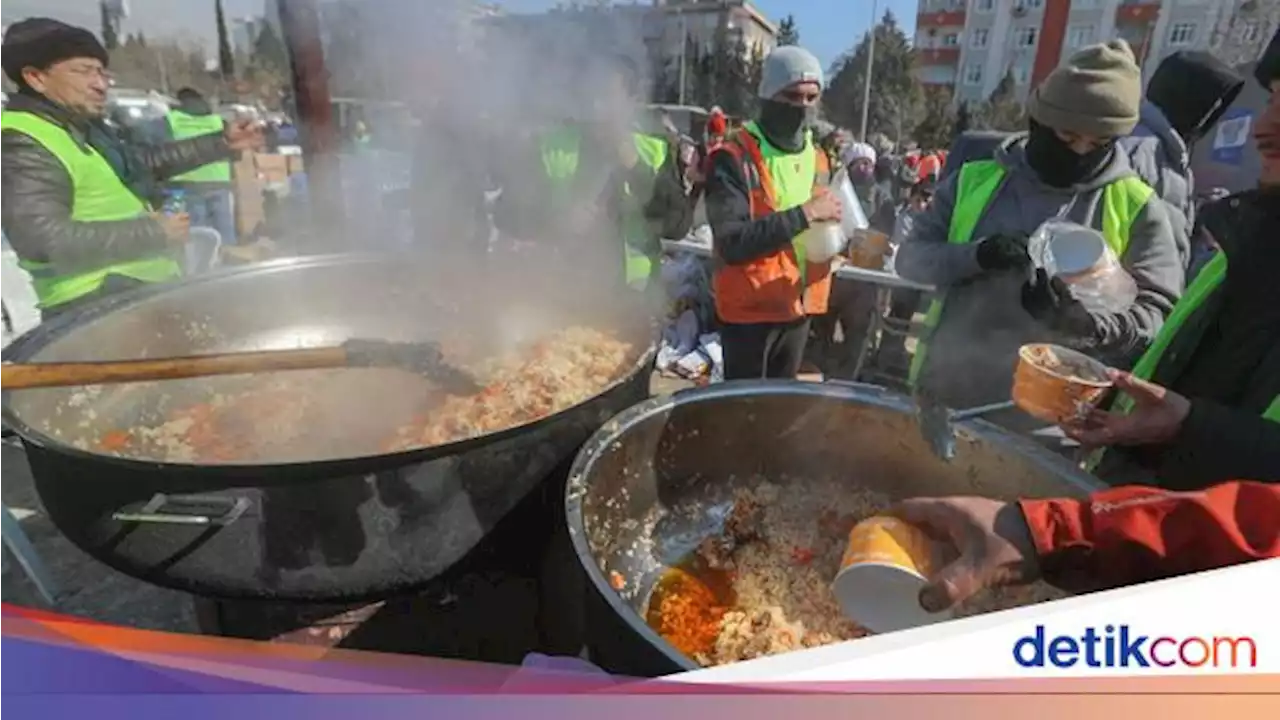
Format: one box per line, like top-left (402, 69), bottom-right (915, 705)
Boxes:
top-left (0, 18), bottom-right (262, 320)
top-left (1063, 35), bottom-right (1280, 488)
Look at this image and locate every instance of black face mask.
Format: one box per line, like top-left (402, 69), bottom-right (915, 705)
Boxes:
top-left (758, 99), bottom-right (814, 152)
top-left (1024, 120), bottom-right (1114, 188)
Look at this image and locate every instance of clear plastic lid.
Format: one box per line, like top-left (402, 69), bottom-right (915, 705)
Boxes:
top-left (1028, 221), bottom-right (1138, 314)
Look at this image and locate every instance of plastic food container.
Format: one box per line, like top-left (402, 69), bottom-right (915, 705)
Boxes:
top-left (794, 169), bottom-right (867, 264)
top-left (1029, 221), bottom-right (1138, 314)
top-left (795, 222), bottom-right (846, 264)
top-left (832, 516), bottom-right (951, 633)
top-left (1012, 343), bottom-right (1113, 424)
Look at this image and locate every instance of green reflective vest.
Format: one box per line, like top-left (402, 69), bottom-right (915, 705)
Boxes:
top-left (907, 159), bottom-right (1155, 388)
top-left (539, 128), bottom-right (669, 289)
top-left (167, 110), bottom-right (231, 183)
top-left (740, 119), bottom-right (818, 275)
top-left (1, 110), bottom-right (182, 309)
top-left (1087, 251), bottom-right (1280, 470)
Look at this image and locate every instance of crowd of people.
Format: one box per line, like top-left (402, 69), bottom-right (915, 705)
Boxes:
top-left (0, 15), bottom-right (1275, 615)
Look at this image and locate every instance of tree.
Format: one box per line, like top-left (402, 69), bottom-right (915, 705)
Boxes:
top-left (824, 10), bottom-right (920, 143)
top-left (107, 38), bottom-right (219, 97)
top-left (913, 84), bottom-right (957, 151)
top-left (777, 15), bottom-right (800, 46)
top-left (99, 1), bottom-right (119, 51)
top-left (977, 69), bottom-right (1026, 131)
top-left (215, 0), bottom-right (235, 79)
top-left (955, 101), bottom-right (974, 136)
top-left (252, 22), bottom-right (289, 73)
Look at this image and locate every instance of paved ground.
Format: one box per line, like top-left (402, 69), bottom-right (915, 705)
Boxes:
top-left (1, 372), bottom-right (696, 634)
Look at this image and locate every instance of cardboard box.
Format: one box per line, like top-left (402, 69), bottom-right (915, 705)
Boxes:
top-left (254, 154), bottom-right (290, 185)
top-left (286, 155), bottom-right (305, 176)
top-left (234, 179), bottom-right (265, 237)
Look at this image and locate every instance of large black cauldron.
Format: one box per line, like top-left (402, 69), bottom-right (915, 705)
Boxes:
top-left (566, 381), bottom-right (1103, 676)
top-left (2, 254), bottom-right (655, 602)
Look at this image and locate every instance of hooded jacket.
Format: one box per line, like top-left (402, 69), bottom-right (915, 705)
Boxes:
top-left (1120, 102), bottom-right (1193, 267)
top-left (896, 134), bottom-right (1184, 429)
top-left (1119, 52), bottom-right (1243, 270)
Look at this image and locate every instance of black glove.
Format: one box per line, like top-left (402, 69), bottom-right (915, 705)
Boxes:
top-left (975, 233), bottom-right (1031, 271)
top-left (1021, 268), bottom-right (1098, 338)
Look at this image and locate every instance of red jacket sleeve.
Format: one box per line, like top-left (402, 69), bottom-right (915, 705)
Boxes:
top-left (1018, 481), bottom-right (1280, 593)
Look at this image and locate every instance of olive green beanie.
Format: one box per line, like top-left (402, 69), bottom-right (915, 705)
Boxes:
top-left (1028, 40), bottom-right (1141, 137)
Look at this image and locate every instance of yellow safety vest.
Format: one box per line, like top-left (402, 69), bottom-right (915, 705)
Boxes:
top-left (907, 159), bottom-right (1154, 388)
top-left (539, 128), bottom-right (669, 290)
top-left (0, 110), bottom-right (182, 309)
top-left (167, 109), bottom-right (231, 183)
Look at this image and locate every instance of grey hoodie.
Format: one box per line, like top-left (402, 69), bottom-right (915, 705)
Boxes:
top-left (896, 134), bottom-right (1184, 430)
top-left (1119, 100), bottom-right (1193, 267)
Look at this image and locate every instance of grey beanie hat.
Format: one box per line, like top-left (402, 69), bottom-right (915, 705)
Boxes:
top-left (1028, 40), bottom-right (1141, 137)
top-left (758, 46), bottom-right (824, 99)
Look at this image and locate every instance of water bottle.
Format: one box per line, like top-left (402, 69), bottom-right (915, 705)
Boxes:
top-left (162, 189), bottom-right (187, 216)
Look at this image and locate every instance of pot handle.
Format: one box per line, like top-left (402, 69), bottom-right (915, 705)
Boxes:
top-left (112, 493), bottom-right (250, 527)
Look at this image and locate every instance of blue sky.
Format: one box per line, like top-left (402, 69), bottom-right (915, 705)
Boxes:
top-left (6, 0), bottom-right (919, 71)
top-left (490, 0), bottom-right (919, 69)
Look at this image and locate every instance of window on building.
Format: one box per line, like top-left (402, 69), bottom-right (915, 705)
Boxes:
top-left (971, 28), bottom-right (989, 48)
top-left (944, 32), bottom-right (960, 47)
top-left (973, 0), bottom-right (995, 11)
top-left (964, 62), bottom-right (984, 85)
top-left (1240, 20), bottom-right (1261, 44)
top-left (1015, 0), bottom-right (1044, 10)
top-left (1015, 27), bottom-right (1038, 48)
top-left (1013, 63), bottom-right (1031, 85)
top-left (1169, 23), bottom-right (1197, 46)
top-left (1067, 24), bottom-right (1094, 48)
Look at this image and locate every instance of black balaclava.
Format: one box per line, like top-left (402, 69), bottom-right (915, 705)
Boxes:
top-left (1024, 119), bottom-right (1114, 188)
top-left (757, 99), bottom-right (816, 152)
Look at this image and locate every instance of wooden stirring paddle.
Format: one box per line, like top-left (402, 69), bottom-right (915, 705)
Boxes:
top-left (1, 339), bottom-right (482, 394)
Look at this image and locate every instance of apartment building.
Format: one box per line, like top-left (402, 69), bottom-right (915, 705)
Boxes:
top-left (916, 0), bottom-right (1279, 104)
top-left (649, 1), bottom-right (779, 58)
top-left (489, 1), bottom-right (777, 64)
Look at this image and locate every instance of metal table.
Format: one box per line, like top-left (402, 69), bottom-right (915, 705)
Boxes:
top-left (661, 239), bottom-right (936, 385)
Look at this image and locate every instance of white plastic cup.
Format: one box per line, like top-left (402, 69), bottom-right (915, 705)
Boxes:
top-left (1047, 226), bottom-right (1106, 276)
top-left (832, 516), bottom-right (952, 633)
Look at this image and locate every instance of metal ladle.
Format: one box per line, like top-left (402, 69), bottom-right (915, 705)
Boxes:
top-left (915, 393), bottom-right (1017, 461)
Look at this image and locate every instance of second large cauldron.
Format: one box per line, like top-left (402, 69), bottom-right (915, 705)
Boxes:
top-left (2, 254), bottom-right (655, 602)
top-left (566, 381), bottom-right (1104, 676)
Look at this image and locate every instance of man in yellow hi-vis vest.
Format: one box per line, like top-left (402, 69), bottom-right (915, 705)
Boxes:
top-left (166, 88), bottom-right (236, 249)
top-left (0, 19), bottom-right (262, 320)
top-left (1059, 44), bottom-right (1280, 489)
top-left (492, 54), bottom-right (694, 300)
top-left (896, 41), bottom-right (1184, 431)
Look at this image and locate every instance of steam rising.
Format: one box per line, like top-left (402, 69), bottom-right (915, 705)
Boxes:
top-left (300, 1), bottom-right (656, 352)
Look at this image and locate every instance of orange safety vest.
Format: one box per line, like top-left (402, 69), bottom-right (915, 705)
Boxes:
top-left (918, 152), bottom-right (943, 183)
top-left (712, 125), bottom-right (834, 324)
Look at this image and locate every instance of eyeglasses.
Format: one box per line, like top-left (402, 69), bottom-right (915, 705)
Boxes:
top-left (63, 66), bottom-right (114, 82)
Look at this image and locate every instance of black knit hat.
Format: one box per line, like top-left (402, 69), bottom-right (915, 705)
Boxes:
top-left (2, 18), bottom-right (109, 88)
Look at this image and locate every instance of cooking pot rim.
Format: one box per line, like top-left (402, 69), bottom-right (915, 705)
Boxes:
top-left (564, 379), bottom-right (1106, 670)
top-left (1, 253), bottom-right (658, 477)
